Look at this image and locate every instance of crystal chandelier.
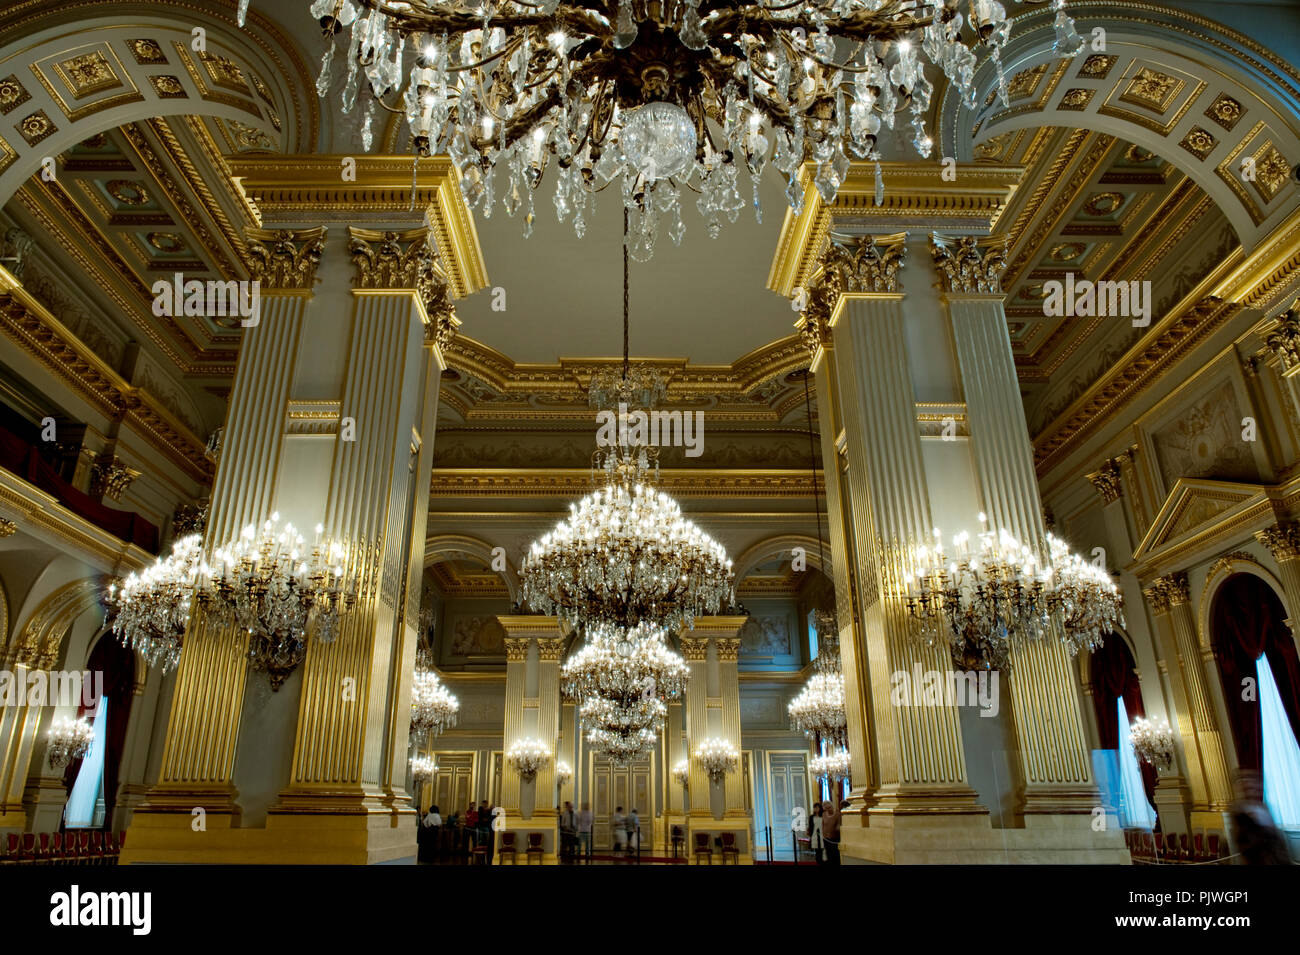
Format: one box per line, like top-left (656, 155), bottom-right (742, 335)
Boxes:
top-left (195, 513), bottom-right (379, 690)
top-left (507, 737), bottom-right (552, 780)
top-left (672, 758), bottom-right (690, 787)
top-left (788, 671), bottom-right (848, 748)
top-left (556, 760), bottom-right (574, 786)
top-left (254, 1), bottom-right (1084, 258)
top-left (694, 737), bottom-right (738, 783)
top-left (809, 749), bottom-right (851, 783)
top-left (410, 753), bottom-right (438, 786)
top-left (1129, 717), bottom-right (1175, 771)
top-left (901, 514), bottom-right (1123, 670)
top-left (410, 665), bottom-right (460, 743)
top-left (106, 533), bottom-right (204, 673)
top-left (47, 717), bottom-right (94, 768)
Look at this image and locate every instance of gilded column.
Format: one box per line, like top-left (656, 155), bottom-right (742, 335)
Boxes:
top-left (680, 635), bottom-right (712, 811)
top-left (499, 635), bottom-right (529, 817)
top-left (533, 636), bottom-right (564, 820)
top-left (1145, 574), bottom-right (1232, 822)
top-left (936, 233), bottom-right (1098, 815)
top-left (824, 236), bottom-right (979, 817)
top-left (1256, 523), bottom-right (1300, 645)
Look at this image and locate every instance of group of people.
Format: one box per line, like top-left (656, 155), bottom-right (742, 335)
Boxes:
top-left (804, 799), bottom-right (846, 865)
top-left (416, 800), bottom-right (499, 863)
top-left (556, 801), bottom-right (640, 861)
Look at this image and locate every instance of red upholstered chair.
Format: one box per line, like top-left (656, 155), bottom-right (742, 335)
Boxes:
top-left (720, 832), bottom-right (740, 864)
top-left (90, 831), bottom-right (105, 865)
top-left (525, 832), bottom-right (544, 864)
top-left (670, 826), bottom-right (685, 860)
top-left (1207, 833), bottom-right (1222, 862)
top-left (499, 831), bottom-right (518, 865)
top-left (18, 833), bottom-right (36, 865)
top-left (693, 832), bottom-right (712, 865)
top-left (1179, 833), bottom-right (1192, 862)
top-left (2, 833), bottom-right (18, 863)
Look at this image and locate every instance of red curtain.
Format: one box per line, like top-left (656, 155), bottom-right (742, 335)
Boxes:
top-left (1211, 573), bottom-right (1300, 771)
top-left (1090, 634), bottom-right (1157, 806)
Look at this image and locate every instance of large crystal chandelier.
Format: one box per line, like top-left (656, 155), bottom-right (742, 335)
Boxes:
top-left (410, 665), bottom-right (461, 743)
top-left (809, 749), bottom-right (851, 783)
top-left (196, 514), bottom-right (379, 690)
top-left (902, 514), bottom-right (1123, 670)
top-left (410, 753), bottom-right (438, 786)
top-left (694, 737), bottom-right (738, 783)
top-left (789, 671), bottom-right (848, 747)
top-left (507, 737), bottom-right (552, 780)
top-left (106, 533), bottom-right (204, 673)
top-left (47, 717), bottom-right (94, 768)
top-left (1129, 717), bottom-right (1175, 771)
top-left (247, 1), bottom-right (1083, 258)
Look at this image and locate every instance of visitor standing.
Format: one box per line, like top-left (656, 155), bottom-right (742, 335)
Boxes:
top-left (809, 802), bottom-right (824, 864)
top-left (559, 801), bottom-right (577, 861)
top-left (822, 800), bottom-right (842, 865)
top-left (627, 807), bottom-right (640, 854)
top-left (577, 802), bottom-right (594, 861)
top-left (421, 805), bottom-right (442, 862)
top-left (612, 806), bottom-right (628, 855)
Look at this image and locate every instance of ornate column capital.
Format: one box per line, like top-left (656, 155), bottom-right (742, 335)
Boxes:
top-left (796, 234), bottom-right (907, 356)
top-left (536, 637), bottom-right (565, 663)
top-left (930, 234), bottom-right (1008, 295)
top-left (504, 637), bottom-right (531, 662)
top-left (1256, 522), bottom-right (1300, 560)
top-left (244, 227), bottom-right (327, 290)
top-left (1263, 302), bottom-right (1300, 377)
top-left (0, 517), bottom-right (14, 537)
top-left (172, 500), bottom-right (208, 537)
top-left (1144, 573), bottom-right (1190, 613)
top-left (715, 637), bottom-right (741, 662)
top-left (680, 636), bottom-right (709, 662)
top-left (347, 226), bottom-right (461, 349)
top-left (88, 454), bottom-right (140, 502)
top-left (1087, 458), bottom-right (1124, 505)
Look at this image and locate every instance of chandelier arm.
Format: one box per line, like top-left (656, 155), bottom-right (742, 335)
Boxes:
top-left (467, 85), bottom-right (565, 151)
top-left (442, 34), bottom-right (528, 73)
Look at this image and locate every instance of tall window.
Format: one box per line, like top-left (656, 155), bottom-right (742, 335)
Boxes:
top-left (1258, 654), bottom-right (1300, 831)
top-left (63, 698), bottom-right (108, 829)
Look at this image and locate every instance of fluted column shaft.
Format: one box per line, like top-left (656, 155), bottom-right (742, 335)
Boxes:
top-left (500, 637), bottom-right (529, 815)
top-left (681, 636), bottom-right (714, 814)
top-left (947, 294), bottom-right (1096, 812)
top-left (715, 635), bottom-right (746, 817)
top-left (532, 637), bottom-right (564, 821)
top-left (831, 294), bottom-right (977, 811)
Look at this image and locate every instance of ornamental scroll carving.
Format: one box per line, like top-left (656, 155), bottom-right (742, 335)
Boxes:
top-left (1087, 458), bottom-right (1124, 504)
top-left (930, 234), bottom-right (1008, 295)
top-left (796, 234), bottom-right (908, 356)
top-left (245, 227), bottom-right (327, 290)
top-left (1263, 304), bottom-right (1300, 377)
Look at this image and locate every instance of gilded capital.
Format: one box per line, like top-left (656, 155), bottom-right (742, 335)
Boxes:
top-left (1256, 522), bottom-right (1300, 560)
top-left (536, 637), bottom-right (565, 663)
top-left (245, 227), bottom-right (327, 290)
top-left (349, 226), bottom-right (460, 349)
top-left (504, 637), bottom-right (530, 662)
top-left (821, 233), bottom-right (908, 295)
top-left (1144, 573), bottom-right (1190, 613)
top-left (173, 501), bottom-right (208, 537)
top-left (0, 517), bottom-right (15, 537)
top-left (680, 636), bottom-right (709, 662)
top-left (1263, 303), bottom-right (1300, 377)
top-left (715, 637), bottom-right (741, 662)
top-left (930, 234), bottom-right (1008, 295)
top-left (1087, 458), bottom-right (1123, 505)
top-left (89, 454), bottom-right (140, 502)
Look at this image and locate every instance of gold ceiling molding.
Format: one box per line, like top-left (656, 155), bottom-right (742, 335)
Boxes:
top-left (430, 468), bottom-right (824, 500)
top-left (0, 268), bottom-right (211, 482)
top-left (767, 162), bottom-right (1023, 299)
top-left (1033, 296), bottom-right (1243, 478)
top-left (226, 155), bottom-right (487, 300)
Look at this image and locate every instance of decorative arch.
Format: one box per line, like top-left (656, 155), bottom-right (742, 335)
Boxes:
top-left (0, 1), bottom-right (319, 206)
top-left (938, 1), bottom-right (1300, 248)
top-left (423, 533), bottom-right (520, 602)
top-left (6, 576), bottom-right (107, 670)
top-left (1198, 552), bottom-right (1289, 649)
top-left (732, 533), bottom-right (832, 585)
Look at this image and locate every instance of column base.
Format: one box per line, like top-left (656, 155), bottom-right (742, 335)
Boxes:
top-left (840, 812), bottom-right (1131, 864)
top-left (868, 784), bottom-right (987, 815)
top-left (1019, 784), bottom-right (1104, 815)
top-left (121, 807), bottom-right (417, 864)
top-left (22, 775), bottom-right (67, 833)
top-left (1153, 775), bottom-right (1192, 834)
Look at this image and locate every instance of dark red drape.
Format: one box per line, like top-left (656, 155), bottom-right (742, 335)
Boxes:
top-left (1090, 633), bottom-right (1157, 807)
top-left (1212, 573), bottom-right (1300, 772)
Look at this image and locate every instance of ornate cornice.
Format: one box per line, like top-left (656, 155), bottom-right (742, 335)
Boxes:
top-left (430, 468), bottom-right (824, 500)
top-left (931, 234), bottom-right (1009, 295)
top-left (1256, 522), bottom-right (1300, 561)
top-left (1087, 458), bottom-right (1124, 505)
top-left (244, 227), bottom-right (326, 291)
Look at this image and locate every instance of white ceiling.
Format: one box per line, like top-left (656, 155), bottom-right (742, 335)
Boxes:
top-left (453, 167), bottom-right (799, 365)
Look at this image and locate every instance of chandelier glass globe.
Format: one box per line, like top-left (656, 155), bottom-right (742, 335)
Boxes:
top-left (619, 102), bottom-right (697, 181)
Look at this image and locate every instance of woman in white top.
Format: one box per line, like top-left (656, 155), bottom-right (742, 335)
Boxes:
top-left (808, 802), bottom-right (824, 864)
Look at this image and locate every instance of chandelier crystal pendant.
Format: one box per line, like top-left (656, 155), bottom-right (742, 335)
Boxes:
top-left (507, 737), bottom-right (552, 780)
top-left (1129, 717), bottom-right (1175, 771)
top-left (47, 716), bottom-right (95, 768)
top-left (106, 533), bottom-right (205, 673)
top-left (809, 750), bottom-right (852, 784)
top-left (195, 513), bottom-right (379, 690)
top-left (410, 665), bottom-right (461, 744)
top-left (901, 514), bottom-right (1123, 670)
top-left (270, 0), bottom-right (1083, 258)
top-left (694, 737), bottom-right (738, 783)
